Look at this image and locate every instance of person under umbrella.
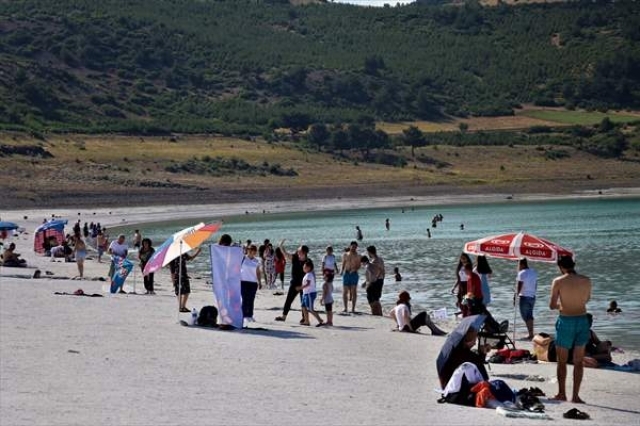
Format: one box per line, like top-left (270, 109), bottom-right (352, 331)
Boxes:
top-left (170, 248), bottom-right (201, 313)
top-left (0, 221), bottom-right (19, 254)
top-left (143, 222), bottom-right (222, 314)
top-left (436, 314), bottom-right (490, 388)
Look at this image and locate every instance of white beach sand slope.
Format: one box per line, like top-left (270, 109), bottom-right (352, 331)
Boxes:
top-left (2, 200), bottom-right (640, 426)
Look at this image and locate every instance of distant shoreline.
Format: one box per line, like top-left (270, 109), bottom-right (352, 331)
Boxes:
top-left (4, 176), bottom-right (640, 212)
top-left (3, 187), bottom-right (639, 231)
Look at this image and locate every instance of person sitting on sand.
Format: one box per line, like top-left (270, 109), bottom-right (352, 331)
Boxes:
top-left (389, 291), bottom-right (446, 336)
top-left (42, 237), bottom-right (56, 257)
top-left (582, 313), bottom-right (614, 368)
top-left (607, 300), bottom-right (622, 314)
top-left (534, 314), bottom-right (614, 369)
top-left (51, 241), bottom-right (73, 262)
top-left (438, 327), bottom-right (490, 388)
top-left (1, 243), bottom-right (27, 267)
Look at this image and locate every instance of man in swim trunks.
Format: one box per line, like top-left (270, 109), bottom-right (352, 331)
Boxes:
top-left (549, 255), bottom-right (592, 404)
top-left (340, 241), bottom-right (361, 313)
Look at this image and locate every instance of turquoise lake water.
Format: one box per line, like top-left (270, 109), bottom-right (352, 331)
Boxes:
top-left (118, 197), bottom-right (640, 352)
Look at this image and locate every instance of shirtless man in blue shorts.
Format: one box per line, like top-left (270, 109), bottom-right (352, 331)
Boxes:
top-left (549, 255), bottom-right (592, 404)
top-left (341, 241), bottom-right (361, 313)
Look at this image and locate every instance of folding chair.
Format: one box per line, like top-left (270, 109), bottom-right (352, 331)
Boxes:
top-left (477, 313), bottom-right (516, 351)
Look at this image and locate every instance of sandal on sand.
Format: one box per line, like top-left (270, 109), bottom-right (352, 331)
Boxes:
top-left (274, 316), bottom-right (285, 321)
top-left (563, 408), bottom-right (590, 420)
top-left (316, 322), bottom-right (325, 327)
top-left (179, 307), bottom-right (190, 313)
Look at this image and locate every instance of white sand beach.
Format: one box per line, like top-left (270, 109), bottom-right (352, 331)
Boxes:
top-left (2, 195), bottom-right (640, 425)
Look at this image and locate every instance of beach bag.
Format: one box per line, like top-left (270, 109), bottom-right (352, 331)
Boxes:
top-left (439, 362), bottom-right (484, 406)
top-left (197, 305), bottom-right (218, 327)
top-left (496, 348), bottom-right (531, 363)
top-left (489, 379), bottom-right (516, 402)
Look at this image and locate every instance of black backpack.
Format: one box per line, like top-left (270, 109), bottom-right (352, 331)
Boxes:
top-left (197, 306), bottom-right (218, 327)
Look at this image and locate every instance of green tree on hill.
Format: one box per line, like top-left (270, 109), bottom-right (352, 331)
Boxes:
top-left (402, 126), bottom-right (428, 157)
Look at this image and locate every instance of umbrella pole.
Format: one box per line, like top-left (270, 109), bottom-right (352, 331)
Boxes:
top-left (513, 281), bottom-right (517, 347)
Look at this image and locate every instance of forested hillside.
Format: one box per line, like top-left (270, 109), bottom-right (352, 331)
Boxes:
top-left (0, 0), bottom-right (639, 134)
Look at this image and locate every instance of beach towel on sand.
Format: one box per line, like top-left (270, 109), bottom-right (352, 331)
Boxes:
top-left (55, 289), bottom-right (103, 297)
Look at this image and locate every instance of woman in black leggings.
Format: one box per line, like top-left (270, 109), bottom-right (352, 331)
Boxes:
top-left (275, 243), bottom-right (308, 323)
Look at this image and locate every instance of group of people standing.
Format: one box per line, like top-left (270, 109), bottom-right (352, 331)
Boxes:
top-left (272, 240), bottom-right (388, 326)
top-left (450, 252), bottom-right (541, 342)
top-left (450, 253), bottom-right (493, 318)
top-left (242, 239), bottom-right (287, 291)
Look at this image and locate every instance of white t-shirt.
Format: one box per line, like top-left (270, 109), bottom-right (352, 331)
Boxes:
top-left (458, 269), bottom-right (467, 281)
top-left (517, 268), bottom-right (538, 298)
top-left (391, 304), bottom-right (411, 330)
top-left (241, 256), bottom-right (260, 282)
top-left (302, 271), bottom-right (316, 295)
top-left (109, 241), bottom-right (128, 257)
top-left (322, 254), bottom-right (337, 271)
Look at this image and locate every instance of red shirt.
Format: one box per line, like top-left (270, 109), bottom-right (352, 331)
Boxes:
top-left (467, 272), bottom-right (483, 300)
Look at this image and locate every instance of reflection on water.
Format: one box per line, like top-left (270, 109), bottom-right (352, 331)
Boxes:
top-left (118, 198), bottom-right (640, 351)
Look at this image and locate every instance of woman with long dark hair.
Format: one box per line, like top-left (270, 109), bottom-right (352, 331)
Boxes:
top-left (451, 253), bottom-right (473, 310)
top-left (138, 238), bottom-right (155, 294)
top-left (274, 247), bottom-right (286, 290)
top-left (474, 255), bottom-right (492, 306)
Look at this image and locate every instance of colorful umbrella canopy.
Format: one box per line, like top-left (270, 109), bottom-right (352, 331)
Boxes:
top-left (143, 222), bottom-right (222, 276)
top-left (0, 221), bottom-right (19, 232)
top-left (463, 231), bottom-right (573, 263)
top-left (35, 219), bottom-right (67, 233)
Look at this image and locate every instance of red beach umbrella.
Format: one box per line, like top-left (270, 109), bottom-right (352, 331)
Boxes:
top-left (463, 232), bottom-right (573, 263)
top-left (463, 231), bottom-right (573, 344)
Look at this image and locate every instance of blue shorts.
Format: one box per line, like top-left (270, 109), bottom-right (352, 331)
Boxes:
top-left (519, 296), bottom-right (536, 321)
top-left (555, 315), bottom-right (590, 349)
top-left (301, 292), bottom-right (317, 309)
top-left (342, 272), bottom-right (359, 287)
